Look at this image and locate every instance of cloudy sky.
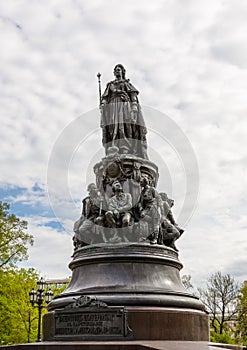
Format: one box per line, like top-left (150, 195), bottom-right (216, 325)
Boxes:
top-left (1, 0), bottom-right (247, 288)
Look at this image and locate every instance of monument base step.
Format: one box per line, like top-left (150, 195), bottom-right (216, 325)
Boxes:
top-left (0, 341), bottom-right (240, 350)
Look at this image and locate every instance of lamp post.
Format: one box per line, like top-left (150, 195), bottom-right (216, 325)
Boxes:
top-left (29, 278), bottom-right (54, 342)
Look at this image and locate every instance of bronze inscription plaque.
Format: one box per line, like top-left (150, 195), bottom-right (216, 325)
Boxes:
top-left (54, 307), bottom-right (131, 340)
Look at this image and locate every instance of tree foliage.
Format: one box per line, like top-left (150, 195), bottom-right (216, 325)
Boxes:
top-left (0, 268), bottom-right (39, 345)
top-left (0, 267), bottom-right (70, 345)
top-left (198, 271), bottom-right (239, 336)
top-left (0, 201), bottom-right (33, 269)
top-left (235, 283), bottom-right (247, 345)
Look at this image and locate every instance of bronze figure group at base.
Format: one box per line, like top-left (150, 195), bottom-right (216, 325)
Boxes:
top-left (73, 64), bottom-right (184, 252)
top-left (73, 176), bottom-right (183, 251)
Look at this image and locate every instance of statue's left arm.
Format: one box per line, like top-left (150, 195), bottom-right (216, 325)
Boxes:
top-left (124, 81), bottom-right (139, 122)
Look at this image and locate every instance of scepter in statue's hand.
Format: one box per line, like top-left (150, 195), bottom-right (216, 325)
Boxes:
top-left (97, 72), bottom-right (102, 110)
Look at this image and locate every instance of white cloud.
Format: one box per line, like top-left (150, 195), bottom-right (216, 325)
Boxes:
top-left (0, 0), bottom-right (247, 287)
top-left (19, 218), bottom-right (72, 279)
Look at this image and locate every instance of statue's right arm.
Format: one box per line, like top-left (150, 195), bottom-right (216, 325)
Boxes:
top-left (101, 82), bottom-right (112, 105)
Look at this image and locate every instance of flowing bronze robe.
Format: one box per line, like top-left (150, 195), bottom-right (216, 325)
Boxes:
top-left (101, 79), bottom-right (148, 159)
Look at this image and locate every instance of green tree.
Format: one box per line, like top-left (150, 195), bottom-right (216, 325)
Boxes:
top-left (0, 268), bottom-right (39, 345)
top-left (198, 271), bottom-right (239, 342)
top-left (235, 283), bottom-right (247, 345)
top-left (0, 268), bottom-right (70, 345)
top-left (0, 202), bottom-right (33, 269)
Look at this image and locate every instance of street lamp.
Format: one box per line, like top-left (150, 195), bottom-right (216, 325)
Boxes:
top-left (29, 278), bottom-right (54, 342)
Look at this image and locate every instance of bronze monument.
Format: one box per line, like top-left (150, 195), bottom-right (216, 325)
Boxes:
top-left (43, 65), bottom-right (209, 342)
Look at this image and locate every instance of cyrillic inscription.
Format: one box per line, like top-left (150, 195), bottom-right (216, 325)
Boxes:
top-left (54, 307), bottom-right (130, 339)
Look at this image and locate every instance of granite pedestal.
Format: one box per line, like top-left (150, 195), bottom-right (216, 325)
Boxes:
top-left (43, 243), bottom-right (209, 342)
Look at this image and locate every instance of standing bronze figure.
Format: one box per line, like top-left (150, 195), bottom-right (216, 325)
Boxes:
top-left (100, 64), bottom-right (148, 159)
